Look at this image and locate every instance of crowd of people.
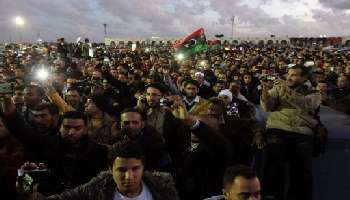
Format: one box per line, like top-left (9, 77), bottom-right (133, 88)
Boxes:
top-left (0, 37), bottom-right (349, 200)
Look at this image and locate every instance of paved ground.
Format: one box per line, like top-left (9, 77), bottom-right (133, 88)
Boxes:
top-left (313, 106), bottom-right (350, 200)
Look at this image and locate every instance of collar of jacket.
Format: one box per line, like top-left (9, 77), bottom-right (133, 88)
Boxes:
top-left (100, 171), bottom-right (177, 200)
top-left (184, 95), bottom-right (200, 105)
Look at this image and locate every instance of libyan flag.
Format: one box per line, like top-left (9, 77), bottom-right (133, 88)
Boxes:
top-left (172, 28), bottom-right (208, 57)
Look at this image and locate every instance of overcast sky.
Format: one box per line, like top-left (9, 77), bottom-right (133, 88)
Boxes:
top-left (1, 0), bottom-right (350, 42)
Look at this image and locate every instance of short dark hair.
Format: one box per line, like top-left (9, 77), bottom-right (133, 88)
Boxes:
top-left (34, 102), bottom-right (59, 115)
top-left (62, 111), bottom-right (88, 125)
top-left (66, 86), bottom-right (80, 94)
top-left (183, 79), bottom-right (200, 88)
top-left (120, 107), bottom-right (145, 121)
top-left (223, 165), bottom-right (257, 190)
top-left (146, 82), bottom-right (168, 94)
top-left (289, 64), bottom-right (309, 77)
top-left (108, 140), bottom-right (146, 167)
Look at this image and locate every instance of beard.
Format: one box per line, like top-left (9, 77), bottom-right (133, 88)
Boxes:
top-left (121, 127), bottom-right (141, 140)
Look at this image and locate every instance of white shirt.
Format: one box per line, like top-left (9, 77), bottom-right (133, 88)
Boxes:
top-left (113, 182), bottom-right (154, 200)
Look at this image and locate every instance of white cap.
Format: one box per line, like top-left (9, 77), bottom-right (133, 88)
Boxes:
top-left (195, 72), bottom-right (205, 77)
top-left (218, 89), bottom-right (233, 102)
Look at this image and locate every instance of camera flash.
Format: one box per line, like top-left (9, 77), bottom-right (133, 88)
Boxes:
top-left (36, 69), bottom-right (49, 81)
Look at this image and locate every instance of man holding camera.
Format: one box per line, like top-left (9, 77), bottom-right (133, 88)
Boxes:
top-left (260, 65), bottom-right (322, 200)
top-left (0, 95), bottom-right (108, 195)
top-left (136, 83), bottom-right (190, 170)
top-left (18, 141), bottom-right (180, 200)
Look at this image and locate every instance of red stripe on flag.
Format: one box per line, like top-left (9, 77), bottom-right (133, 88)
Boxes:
top-left (172, 28), bottom-right (205, 49)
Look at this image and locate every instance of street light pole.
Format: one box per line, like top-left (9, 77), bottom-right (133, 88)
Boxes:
top-left (103, 23), bottom-right (107, 36)
top-left (230, 15), bottom-right (235, 39)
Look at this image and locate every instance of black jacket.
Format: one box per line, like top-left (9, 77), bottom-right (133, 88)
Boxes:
top-left (162, 110), bottom-right (191, 170)
top-left (40, 171), bottom-right (180, 200)
top-left (115, 125), bottom-right (169, 172)
top-left (2, 112), bottom-right (108, 195)
top-left (178, 122), bottom-right (232, 200)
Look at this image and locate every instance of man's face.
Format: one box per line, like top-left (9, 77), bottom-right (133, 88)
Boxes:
top-left (345, 66), bottom-right (350, 75)
top-left (184, 83), bottom-right (199, 99)
top-left (317, 83), bottom-right (328, 94)
top-left (146, 87), bottom-right (162, 108)
top-left (92, 71), bottom-right (102, 80)
top-left (112, 157), bottom-right (144, 197)
top-left (286, 68), bottom-right (305, 87)
top-left (243, 75), bottom-right (252, 85)
top-left (334, 66), bottom-right (343, 75)
top-left (34, 109), bottom-right (55, 129)
top-left (219, 95), bottom-right (232, 106)
top-left (13, 89), bottom-right (24, 104)
top-left (337, 76), bottom-right (349, 89)
top-left (224, 177), bottom-right (261, 200)
top-left (60, 118), bottom-right (87, 145)
top-left (66, 90), bottom-right (80, 107)
top-left (214, 83), bottom-right (225, 94)
top-left (24, 88), bottom-right (41, 108)
top-left (14, 68), bottom-right (24, 78)
top-left (85, 99), bottom-right (101, 115)
top-left (120, 112), bottom-right (145, 139)
top-left (194, 75), bottom-right (204, 84)
top-left (110, 69), bottom-right (118, 78)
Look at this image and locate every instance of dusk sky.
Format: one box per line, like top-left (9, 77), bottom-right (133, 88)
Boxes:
top-left (1, 0), bottom-right (350, 42)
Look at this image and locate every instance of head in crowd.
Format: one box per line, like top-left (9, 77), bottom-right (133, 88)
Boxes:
top-left (286, 64), bottom-right (309, 87)
top-left (183, 79), bottom-right (200, 99)
top-left (120, 108), bottom-right (146, 139)
top-left (218, 89), bottom-right (233, 106)
top-left (33, 102), bottom-right (60, 129)
top-left (207, 97), bottom-right (226, 119)
top-left (65, 87), bottom-right (81, 108)
top-left (23, 85), bottom-right (45, 109)
top-left (223, 165), bottom-right (261, 200)
top-left (337, 75), bottom-right (349, 90)
top-left (145, 83), bottom-right (168, 108)
top-left (12, 85), bottom-right (25, 105)
top-left (108, 140), bottom-right (146, 198)
top-left (60, 111), bottom-right (88, 146)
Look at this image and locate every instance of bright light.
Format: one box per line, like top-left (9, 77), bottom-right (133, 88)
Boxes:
top-left (200, 61), bottom-right (205, 66)
top-left (14, 16), bottom-right (25, 27)
top-left (36, 69), bottom-right (49, 81)
top-left (145, 48), bottom-right (150, 52)
top-left (176, 53), bottom-right (184, 61)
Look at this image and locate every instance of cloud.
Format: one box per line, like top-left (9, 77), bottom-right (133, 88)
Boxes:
top-left (0, 0), bottom-right (350, 42)
top-left (319, 0), bottom-right (350, 10)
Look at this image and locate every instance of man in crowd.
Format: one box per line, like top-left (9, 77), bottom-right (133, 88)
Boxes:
top-left (32, 102), bottom-right (60, 136)
top-left (115, 108), bottom-right (170, 172)
top-left (260, 65), bottom-right (321, 200)
top-left (205, 165), bottom-right (261, 200)
top-left (19, 140), bottom-right (180, 200)
top-left (182, 79), bottom-right (209, 115)
top-left (136, 83), bottom-right (189, 170)
top-left (22, 85), bottom-right (46, 125)
top-left (1, 37), bottom-right (347, 200)
top-left (0, 95), bottom-right (108, 195)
